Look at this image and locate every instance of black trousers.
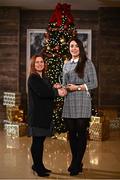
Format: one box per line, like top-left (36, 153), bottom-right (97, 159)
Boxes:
top-left (31, 136), bottom-right (46, 169)
top-left (64, 118), bottom-right (90, 168)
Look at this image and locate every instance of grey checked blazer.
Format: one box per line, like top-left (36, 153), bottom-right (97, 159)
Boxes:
top-left (62, 59), bottom-right (98, 118)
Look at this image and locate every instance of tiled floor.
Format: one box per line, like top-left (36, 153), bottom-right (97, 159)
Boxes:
top-left (0, 129), bottom-right (120, 179)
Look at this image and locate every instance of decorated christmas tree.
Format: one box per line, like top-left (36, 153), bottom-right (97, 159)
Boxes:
top-left (44, 3), bottom-right (76, 133)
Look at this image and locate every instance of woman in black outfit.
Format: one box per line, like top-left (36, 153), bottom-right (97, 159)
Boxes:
top-left (27, 53), bottom-right (66, 177)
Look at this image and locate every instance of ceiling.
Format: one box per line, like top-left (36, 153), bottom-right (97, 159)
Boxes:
top-left (0, 0), bottom-right (120, 10)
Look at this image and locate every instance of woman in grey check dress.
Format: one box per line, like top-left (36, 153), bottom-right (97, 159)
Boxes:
top-left (62, 37), bottom-right (98, 176)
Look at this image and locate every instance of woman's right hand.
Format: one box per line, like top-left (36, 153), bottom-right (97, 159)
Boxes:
top-left (53, 83), bottom-right (62, 89)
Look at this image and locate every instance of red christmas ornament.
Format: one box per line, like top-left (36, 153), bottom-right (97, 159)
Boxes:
top-left (54, 45), bottom-right (60, 50)
top-left (64, 25), bottom-right (67, 29)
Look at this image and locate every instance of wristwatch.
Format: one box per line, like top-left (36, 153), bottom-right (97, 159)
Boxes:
top-left (77, 86), bottom-right (81, 91)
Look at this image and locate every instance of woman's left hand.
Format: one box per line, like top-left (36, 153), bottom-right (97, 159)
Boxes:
top-left (65, 84), bottom-right (86, 92)
top-left (58, 88), bottom-right (67, 97)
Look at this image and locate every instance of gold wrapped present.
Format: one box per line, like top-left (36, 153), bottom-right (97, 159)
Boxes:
top-left (89, 116), bottom-right (109, 141)
top-left (6, 106), bottom-right (23, 122)
top-left (4, 122), bottom-right (28, 137)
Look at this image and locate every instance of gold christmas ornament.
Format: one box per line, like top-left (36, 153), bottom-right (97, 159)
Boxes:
top-left (47, 46), bottom-right (50, 50)
top-left (60, 37), bottom-right (65, 43)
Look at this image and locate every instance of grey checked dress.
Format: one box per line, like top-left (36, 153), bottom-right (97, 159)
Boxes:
top-left (62, 59), bottom-right (98, 118)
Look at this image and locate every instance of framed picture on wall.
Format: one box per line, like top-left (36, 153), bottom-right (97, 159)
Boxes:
top-left (26, 29), bottom-right (46, 91)
top-left (77, 29), bottom-right (92, 60)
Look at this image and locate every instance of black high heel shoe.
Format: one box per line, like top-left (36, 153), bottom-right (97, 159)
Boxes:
top-left (70, 169), bottom-right (79, 176)
top-left (32, 164), bottom-right (51, 173)
top-left (32, 165), bottom-right (50, 177)
top-left (43, 167), bottom-right (51, 173)
top-left (32, 169), bottom-right (49, 177)
top-left (68, 162), bottom-right (83, 172)
top-left (68, 163), bottom-right (83, 176)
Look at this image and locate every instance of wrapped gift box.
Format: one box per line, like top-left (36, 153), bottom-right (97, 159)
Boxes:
top-left (3, 92), bottom-right (21, 107)
top-left (91, 116), bottom-right (104, 123)
top-left (4, 122), bottom-right (28, 137)
top-left (89, 116), bottom-right (109, 141)
top-left (6, 106), bottom-right (23, 122)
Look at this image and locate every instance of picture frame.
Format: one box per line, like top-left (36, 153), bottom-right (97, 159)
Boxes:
top-left (76, 29), bottom-right (92, 60)
top-left (26, 29), bottom-right (92, 91)
top-left (26, 29), bottom-right (46, 91)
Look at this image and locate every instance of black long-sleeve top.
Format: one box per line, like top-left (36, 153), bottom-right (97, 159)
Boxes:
top-left (28, 73), bottom-right (58, 130)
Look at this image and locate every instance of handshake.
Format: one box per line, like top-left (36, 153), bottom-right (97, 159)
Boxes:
top-left (54, 82), bottom-right (84, 97)
top-left (53, 83), bottom-right (67, 97)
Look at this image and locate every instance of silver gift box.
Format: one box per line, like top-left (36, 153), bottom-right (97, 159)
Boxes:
top-left (4, 122), bottom-right (28, 137)
top-left (3, 92), bottom-right (21, 107)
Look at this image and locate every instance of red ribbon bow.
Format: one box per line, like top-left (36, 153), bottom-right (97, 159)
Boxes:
top-left (49, 3), bottom-right (74, 27)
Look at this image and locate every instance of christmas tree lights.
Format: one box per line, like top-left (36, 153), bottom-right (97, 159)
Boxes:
top-left (44, 3), bottom-right (77, 133)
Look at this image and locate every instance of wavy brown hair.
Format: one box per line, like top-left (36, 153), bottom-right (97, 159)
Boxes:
top-left (68, 37), bottom-right (87, 78)
top-left (29, 53), bottom-right (47, 77)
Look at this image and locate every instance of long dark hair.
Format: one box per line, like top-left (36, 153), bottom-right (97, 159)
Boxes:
top-left (68, 37), bottom-right (87, 78)
top-left (29, 53), bottom-right (47, 77)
